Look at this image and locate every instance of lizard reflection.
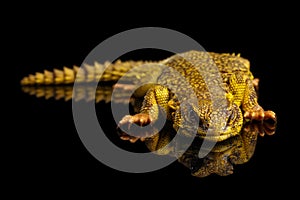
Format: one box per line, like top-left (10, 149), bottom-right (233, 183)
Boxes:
top-left (120, 120), bottom-right (276, 177)
top-left (183, 121), bottom-right (275, 177)
top-left (22, 85), bottom-right (277, 177)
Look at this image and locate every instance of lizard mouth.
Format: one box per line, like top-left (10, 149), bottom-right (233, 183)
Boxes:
top-left (197, 132), bottom-right (237, 142)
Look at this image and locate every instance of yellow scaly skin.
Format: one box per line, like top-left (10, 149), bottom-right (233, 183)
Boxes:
top-left (20, 50), bottom-right (276, 142)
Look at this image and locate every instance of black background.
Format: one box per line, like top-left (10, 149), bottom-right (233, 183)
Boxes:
top-left (10, 2), bottom-right (297, 198)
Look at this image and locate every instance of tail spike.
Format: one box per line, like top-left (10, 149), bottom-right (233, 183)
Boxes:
top-left (84, 64), bottom-right (95, 82)
top-left (35, 72), bottom-right (44, 84)
top-left (29, 74), bottom-right (36, 84)
top-left (73, 66), bottom-right (85, 83)
top-left (44, 70), bottom-right (54, 84)
top-left (54, 69), bottom-right (64, 84)
top-left (63, 67), bottom-right (75, 84)
top-left (20, 77), bottom-right (30, 85)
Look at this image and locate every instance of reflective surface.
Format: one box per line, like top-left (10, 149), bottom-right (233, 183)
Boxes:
top-left (21, 85), bottom-right (277, 177)
top-left (144, 120), bottom-right (276, 177)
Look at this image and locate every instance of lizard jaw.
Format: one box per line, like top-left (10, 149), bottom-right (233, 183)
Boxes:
top-left (197, 130), bottom-right (240, 142)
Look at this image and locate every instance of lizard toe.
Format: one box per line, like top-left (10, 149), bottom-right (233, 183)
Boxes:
top-left (117, 113), bottom-right (157, 141)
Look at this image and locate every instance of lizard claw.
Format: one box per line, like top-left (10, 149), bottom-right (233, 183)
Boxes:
top-left (117, 113), bottom-right (156, 143)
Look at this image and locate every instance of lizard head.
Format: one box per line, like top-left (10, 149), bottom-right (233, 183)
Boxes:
top-left (173, 98), bottom-right (243, 142)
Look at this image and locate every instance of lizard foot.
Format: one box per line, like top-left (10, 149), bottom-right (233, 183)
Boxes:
top-left (117, 113), bottom-right (157, 143)
top-left (244, 110), bottom-right (277, 124)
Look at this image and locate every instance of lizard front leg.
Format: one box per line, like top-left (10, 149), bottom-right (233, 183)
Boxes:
top-left (242, 79), bottom-right (276, 123)
top-left (117, 85), bottom-right (171, 143)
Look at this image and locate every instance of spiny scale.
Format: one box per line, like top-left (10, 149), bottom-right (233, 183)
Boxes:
top-left (20, 60), bottom-right (148, 85)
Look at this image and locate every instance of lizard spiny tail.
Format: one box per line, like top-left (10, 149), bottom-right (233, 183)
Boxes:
top-left (20, 60), bottom-right (154, 85)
